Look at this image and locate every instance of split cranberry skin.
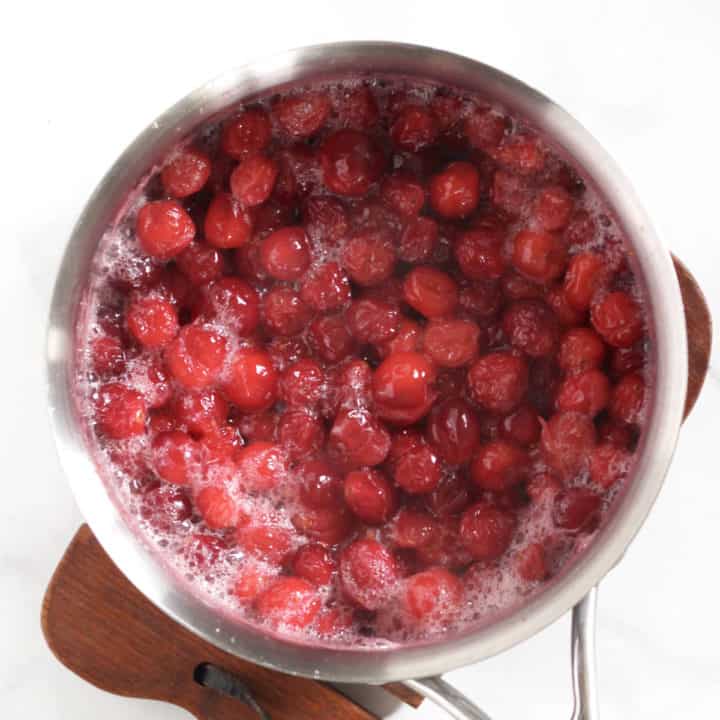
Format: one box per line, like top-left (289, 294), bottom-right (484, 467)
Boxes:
top-left (372, 351), bottom-right (435, 409)
top-left (541, 411), bottom-right (596, 479)
top-left (161, 148), bottom-right (211, 198)
top-left (555, 369), bottom-right (610, 417)
top-left (459, 503), bottom-right (517, 561)
top-left (502, 300), bottom-right (559, 358)
top-left (204, 193), bottom-right (253, 249)
top-left (344, 468), bottom-right (397, 524)
top-left (591, 291), bottom-right (644, 348)
top-left (94, 383), bottom-right (147, 439)
top-left (553, 488), bottom-right (603, 533)
top-left (262, 288), bottom-right (312, 337)
top-left (292, 544), bottom-right (336, 586)
top-left (221, 108), bottom-right (272, 159)
top-left (471, 441), bottom-right (529, 491)
top-left (394, 443), bottom-right (442, 495)
top-left (564, 253), bottom-right (607, 311)
top-left (403, 267), bottom-right (458, 319)
top-left (320, 130), bottom-right (385, 197)
top-left (429, 161), bottom-right (481, 219)
top-left (426, 398), bottom-right (481, 465)
top-left (339, 538), bottom-right (400, 610)
top-left (136, 200), bottom-right (195, 260)
top-left (341, 231), bottom-right (396, 287)
top-left (300, 262), bottom-right (352, 312)
top-left (558, 328), bottom-right (606, 375)
top-left (423, 318), bottom-right (481, 368)
top-left (455, 228), bottom-right (506, 281)
top-left (532, 186), bottom-right (574, 231)
top-left (610, 372), bottom-right (646, 426)
top-left (404, 567), bottom-right (462, 621)
top-left (347, 298), bottom-right (399, 344)
top-left (467, 352), bottom-right (529, 414)
top-left (259, 226), bottom-right (311, 281)
top-left (164, 325), bottom-right (228, 390)
top-left (308, 314), bottom-right (355, 364)
top-left (512, 230), bottom-right (567, 283)
top-left (255, 577), bottom-right (322, 630)
top-left (398, 217), bottom-right (438, 264)
top-left (224, 349), bottom-right (278, 413)
top-left (328, 409), bottom-right (391, 470)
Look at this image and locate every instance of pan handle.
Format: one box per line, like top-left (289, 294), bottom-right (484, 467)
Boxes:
top-left (404, 587), bottom-right (600, 720)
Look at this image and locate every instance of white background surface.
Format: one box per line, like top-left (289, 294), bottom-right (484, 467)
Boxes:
top-left (2, 1), bottom-right (719, 718)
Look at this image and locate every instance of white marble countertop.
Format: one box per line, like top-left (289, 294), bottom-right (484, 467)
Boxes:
top-left (3, 1), bottom-right (719, 717)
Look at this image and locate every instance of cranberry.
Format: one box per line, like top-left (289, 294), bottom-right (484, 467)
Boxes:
top-left (564, 253), bottom-right (607, 311)
top-left (165, 324), bottom-right (227, 389)
top-left (230, 155), bottom-right (278, 208)
top-left (142, 484), bottom-right (192, 525)
top-left (204, 193), bottom-right (253, 249)
top-left (292, 544), bottom-right (336, 586)
top-left (308, 314), bottom-right (355, 363)
top-left (430, 94), bottom-right (464, 130)
top-left (236, 411), bottom-right (277, 443)
top-left (429, 161), bottom-right (481, 219)
top-left (501, 271), bottom-right (545, 301)
top-left (381, 173), bottom-right (426, 217)
top-left (558, 328), bottom-right (606, 375)
top-left (610, 372), bottom-right (645, 425)
top-left (201, 425), bottom-right (242, 465)
top-left (515, 543), bottom-right (547, 582)
top-left (330, 360), bottom-right (373, 412)
top-left (171, 388), bottom-right (227, 436)
top-left (300, 262), bottom-right (351, 312)
top-left (467, 352), bottom-right (529, 413)
top-left (423, 318), bottom-right (481, 368)
top-left (597, 417), bottom-right (634, 448)
top-left (328, 408), bottom-right (391, 469)
top-left (512, 230), bottom-right (567, 283)
top-left (611, 344), bottom-right (645, 377)
top-left (376, 317), bottom-right (423, 359)
top-left (386, 429), bottom-right (425, 469)
top-left (496, 136), bottom-right (544, 175)
top-left (465, 108), bottom-right (507, 151)
top-left (553, 488), bottom-right (602, 533)
top-left (390, 105), bottom-right (439, 151)
top-left (225, 348), bottom-right (278, 412)
top-left (471, 441), bottom-right (528, 491)
top-left (279, 359), bottom-right (324, 408)
top-left (390, 508), bottom-right (438, 549)
top-left (233, 562), bottom-right (275, 602)
top-left (564, 209), bottom-right (597, 246)
top-left (94, 383), bottom-right (147, 439)
top-left (492, 170), bottom-right (532, 216)
top-left (398, 216), bottom-right (438, 263)
top-left (556, 369), bottom-right (610, 417)
top-left (346, 298), bottom-right (399, 344)
top-left (256, 577), bottom-right (321, 629)
top-left (459, 503), bottom-right (516, 561)
top-left (532, 186), bottom-right (574, 230)
top-left (425, 399), bottom-right (480, 465)
top-left (194, 486), bottom-right (239, 529)
top-left (415, 517), bottom-right (472, 569)
top-left (339, 539), bottom-right (399, 610)
top-left (292, 506), bottom-right (355, 545)
top-left (90, 336), bottom-right (125, 377)
top-left (500, 405), bottom-right (541, 446)
top-left (395, 443), bottom-right (442, 495)
top-left (403, 266), bottom-right (458, 318)
top-left (455, 228), bottom-right (506, 281)
top-left (235, 442), bottom-right (287, 491)
top-left (274, 91), bottom-right (330, 137)
top-left (184, 532), bottom-right (228, 569)
top-left (303, 196), bottom-right (349, 247)
top-left (298, 459), bottom-right (344, 509)
top-left (591, 291), bottom-right (644, 348)
top-left (404, 567), bottom-right (462, 621)
top-left (458, 280), bottom-right (502, 319)
top-left (320, 129), bottom-right (385, 196)
top-left (541, 411), bottom-right (596, 478)
top-left (526, 473), bottom-right (562, 503)
top-left (426, 472), bottom-right (472, 517)
top-left (373, 351), bottom-right (434, 409)
top-left (259, 226), bottom-right (310, 281)
top-left (546, 285), bottom-right (587, 326)
top-left (344, 468), bottom-right (397, 524)
top-left (126, 295), bottom-right (178, 348)
top-left (176, 242), bottom-right (224, 286)
top-left (151, 430), bottom-right (201, 486)
top-left (502, 300), bottom-right (560, 358)
top-left (221, 109), bottom-right (272, 159)
top-left (278, 408), bottom-right (325, 461)
top-left (200, 277), bottom-right (260, 335)
top-left (339, 230), bottom-right (395, 287)
top-left (161, 148), bottom-right (211, 198)
top-left (336, 85), bottom-right (379, 129)
top-left (262, 288), bottom-right (311, 337)
top-left (590, 443), bottom-right (632, 489)
top-left (136, 200), bottom-right (195, 259)
top-left (237, 524), bottom-right (293, 565)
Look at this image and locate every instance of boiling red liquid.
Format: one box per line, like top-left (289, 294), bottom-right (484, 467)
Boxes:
top-left (74, 77), bottom-right (651, 646)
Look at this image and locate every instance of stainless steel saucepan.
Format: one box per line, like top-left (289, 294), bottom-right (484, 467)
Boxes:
top-left (46, 42), bottom-right (688, 719)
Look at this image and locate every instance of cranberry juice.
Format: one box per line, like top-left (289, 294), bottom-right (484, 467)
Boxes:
top-left (74, 77), bottom-right (650, 645)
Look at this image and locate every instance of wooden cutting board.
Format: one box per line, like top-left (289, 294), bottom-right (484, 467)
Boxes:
top-left (41, 256), bottom-right (711, 720)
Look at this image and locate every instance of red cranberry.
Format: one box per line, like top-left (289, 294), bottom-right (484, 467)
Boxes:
top-left (390, 105), bottom-right (439, 151)
top-left (344, 468), bottom-right (396, 524)
top-left (278, 408), bottom-right (325, 461)
top-left (471, 441), bottom-right (528, 491)
top-left (303, 196), bottom-right (349, 247)
top-left (512, 230), bottom-right (567, 282)
top-left (430, 94), bottom-right (464, 130)
top-left (591, 291), bottom-right (644, 348)
top-left (346, 298), bottom-right (399, 344)
top-left (161, 148), bottom-right (211, 198)
top-left (564, 252), bottom-right (608, 310)
top-left (492, 170), bottom-right (532, 216)
top-left (298, 459), bottom-right (344, 509)
top-left (225, 348), bottom-right (278, 412)
top-left (426, 399), bottom-right (480, 465)
top-left (591, 442), bottom-right (632, 489)
top-left (467, 352), bottom-right (529, 413)
top-left (526, 473), bottom-right (562, 503)
top-left (136, 200), bottom-right (195, 259)
top-left (558, 328), bottom-right (606, 375)
top-left (465, 108), bottom-right (507, 151)
top-left (94, 383), bottom-right (147, 439)
top-left (341, 230), bottom-right (396, 287)
top-left (262, 288), bottom-right (311, 336)
top-left (328, 409), bottom-right (391, 469)
top-left (381, 173), bottom-right (426, 217)
top-left (458, 280), bottom-right (501, 319)
top-left (415, 517), bottom-right (472, 569)
top-left (398, 216), bottom-right (438, 263)
top-left (198, 277), bottom-right (260, 335)
top-left (233, 562), bottom-right (275, 602)
top-left (204, 193), bottom-right (253, 249)
top-left (500, 405), bottom-right (541, 447)
top-left (426, 472), bottom-right (472, 517)
top-left (184, 532), bottom-right (228, 569)
top-left (404, 567), bottom-right (462, 620)
top-left (394, 443), bottom-right (442, 495)
top-left (339, 539), bottom-right (399, 610)
top-left (376, 317), bottom-right (423, 359)
top-left (308, 314), bottom-right (355, 363)
top-left (221, 109), bottom-right (271, 159)
top-left (429, 161), bottom-right (481, 219)
top-left (320, 130), bottom-right (385, 196)
top-left (255, 577), bottom-right (321, 629)
top-left (611, 344), bottom-right (645, 377)
top-left (236, 411), bottom-right (277, 443)
top-left (515, 543), bottom-right (547, 582)
top-left (390, 508), bottom-right (438, 549)
top-left (330, 360), bottom-right (373, 412)
top-left (237, 524), bottom-right (293, 565)
top-left (495, 136), bottom-right (544, 175)
top-left (292, 544), bottom-right (336, 586)
top-left (532, 186), bottom-right (574, 230)
top-left (541, 411), bottom-right (596, 478)
top-left (279, 359), bottom-right (324, 408)
top-left (164, 324), bottom-right (228, 389)
top-left (142, 484), bottom-right (192, 525)
top-left (151, 430), bottom-right (201, 486)
top-left (553, 488), bottom-right (602, 533)
top-left (300, 262), bottom-right (351, 312)
top-left (90, 336), bottom-right (125, 377)
top-left (373, 351), bottom-right (434, 409)
top-left (610, 372), bottom-right (645, 425)
top-left (455, 228), bottom-right (506, 281)
top-left (194, 486), bottom-right (239, 529)
top-left (336, 85), bottom-right (379, 129)
top-left (176, 242), bottom-right (224, 286)
top-left (556, 369), bottom-right (610, 417)
top-left (403, 266), bottom-right (458, 319)
top-left (200, 425), bottom-right (242, 465)
top-left (564, 209), bottom-right (597, 246)
top-left (259, 226), bottom-right (310, 281)
top-left (274, 91), bottom-right (330, 137)
top-left (236, 441), bottom-right (287, 491)
top-left (423, 318), bottom-right (481, 368)
top-left (501, 271), bottom-right (545, 301)
top-left (459, 503), bottom-right (516, 561)
top-left (171, 388), bottom-right (227, 436)
top-left (292, 506), bottom-right (355, 545)
top-left (230, 155), bottom-right (278, 208)
top-left (502, 300), bottom-right (560, 358)
top-left (546, 285), bottom-right (587, 326)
